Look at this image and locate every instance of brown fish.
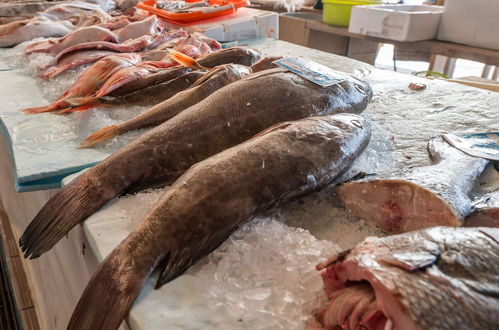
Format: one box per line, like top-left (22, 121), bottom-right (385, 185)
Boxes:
top-left (337, 136), bottom-right (489, 233)
top-left (61, 70), bottom-right (206, 114)
top-left (465, 190), bottom-right (499, 227)
top-left (20, 67), bottom-right (372, 258)
top-left (314, 226), bottom-right (499, 330)
top-left (79, 63), bottom-right (253, 147)
top-left (67, 113), bottom-right (371, 330)
top-left (107, 46), bottom-right (261, 96)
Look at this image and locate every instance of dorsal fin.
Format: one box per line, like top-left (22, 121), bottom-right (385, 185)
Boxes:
top-left (169, 49), bottom-right (207, 70)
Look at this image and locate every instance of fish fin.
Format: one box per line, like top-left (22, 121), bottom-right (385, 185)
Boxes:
top-left (64, 96), bottom-right (102, 112)
top-left (78, 124), bottom-right (121, 149)
top-left (39, 65), bottom-right (66, 79)
top-left (57, 104), bottom-right (95, 114)
top-left (22, 99), bottom-right (70, 114)
top-left (68, 236), bottom-right (157, 330)
top-left (251, 122), bottom-right (293, 139)
top-left (250, 56), bottom-right (282, 72)
top-left (169, 49), bottom-right (205, 70)
top-left (156, 224), bottom-right (239, 288)
top-left (19, 176), bottom-right (113, 258)
top-left (79, 124), bottom-right (121, 149)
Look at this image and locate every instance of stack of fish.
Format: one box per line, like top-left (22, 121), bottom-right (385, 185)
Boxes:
top-left (4, 1), bottom-right (497, 329)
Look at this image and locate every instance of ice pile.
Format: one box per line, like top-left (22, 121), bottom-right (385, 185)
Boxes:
top-left (189, 219), bottom-right (339, 330)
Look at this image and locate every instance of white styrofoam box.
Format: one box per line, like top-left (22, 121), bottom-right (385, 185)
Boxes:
top-left (348, 5), bottom-right (443, 42)
top-left (200, 25), bottom-right (225, 41)
top-left (437, 0), bottom-right (499, 50)
top-left (225, 17), bottom-right (258, 41)
top-left (188, 8), bottom-right (278, 42)
top-left (255, 12), bottom-right (279, 40)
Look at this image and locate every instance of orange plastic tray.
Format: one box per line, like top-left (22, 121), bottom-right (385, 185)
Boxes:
top-left (136, 0), bottom-right (249, 23)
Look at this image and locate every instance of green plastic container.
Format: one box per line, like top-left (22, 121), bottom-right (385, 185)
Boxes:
top-left (323, 0), bottom-right (382, 27)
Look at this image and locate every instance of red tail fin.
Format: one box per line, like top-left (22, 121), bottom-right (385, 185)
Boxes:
top-left (79, 125), bottom-right (121, 149)
top-left (22, 99), bottom-right (70, 114)
top-left (169, 49), bottom-right (205, 70)
top-left (58, 96), bottom-right (102, 113)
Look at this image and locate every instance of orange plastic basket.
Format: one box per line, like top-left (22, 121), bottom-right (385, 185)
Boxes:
top-left (136, 0), bottom-right (249, 23)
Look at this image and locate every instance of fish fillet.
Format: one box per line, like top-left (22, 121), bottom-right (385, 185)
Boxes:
top-left (68, 113), bottom-right (371, 330)
top-left (315, 226), bottom-right (499, 330)
top-left (337, 136), bottom-right (489, 233)
top-left (0, 16), bottom-right (74, 48)
top-left (20, 67), bottom-right (372, 258)
top-left (25, 25), bottom-right (118, 55)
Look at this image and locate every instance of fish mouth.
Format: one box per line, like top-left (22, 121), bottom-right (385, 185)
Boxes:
top-left (314, 261), bottom-right (420, 330)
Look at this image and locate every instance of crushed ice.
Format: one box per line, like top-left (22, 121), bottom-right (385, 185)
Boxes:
top-left (188, 218), bottom-right (340, 330)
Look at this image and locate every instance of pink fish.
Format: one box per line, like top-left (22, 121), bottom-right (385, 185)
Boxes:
top-left (24, 53), bottom-right (142, 114)
top-left (25, 25), bottom-right (118, 55)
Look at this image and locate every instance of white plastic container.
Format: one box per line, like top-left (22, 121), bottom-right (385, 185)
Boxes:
top-left (437, 0), bottom-right (499, 50)
top-left (348, 5), bottom-right (443, 42)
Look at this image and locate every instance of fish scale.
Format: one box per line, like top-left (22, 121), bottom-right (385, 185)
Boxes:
top-left (317, 227), bottom-right (499, 330)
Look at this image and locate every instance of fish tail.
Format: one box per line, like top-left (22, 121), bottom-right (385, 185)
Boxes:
top-left (19, 175), bottom-right (115, 259)
top-left (79, 124), bottom-right (121, 149)
top-left (39, 66), bottom-right (66, 79)
top-left (61, 96), bottom-right (102, 113)
top-left (22, 99), bottom-right (70, 114)
top-left (68, 234), bottom-right (159, 330)
top-left (169, 49), bottom-right (205, 70)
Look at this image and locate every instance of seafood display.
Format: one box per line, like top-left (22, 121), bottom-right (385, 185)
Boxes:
top-left (0, 2), bottom-right (112, 47)
top-left (4, 2), bottom-right (497, 329)
top-left (314, 226), bottom-right (499, 330)
top-left (337, 136), bottom-right (489, 233)
top-left (23, 46), bottom-right (260, 114)
top-left (465, 189), bottom-right (499, 227)
top-left (20, 67), bottom-right (373, 258)
top-left (67, 113), bottom-right (371, 330)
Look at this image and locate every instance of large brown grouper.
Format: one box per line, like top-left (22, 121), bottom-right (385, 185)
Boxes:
top-left (20, 67), bottom-right (373, 259)
top-left (67, 113), bottom-right (371, 330)
top-left (313, 226), bottom-right (499, 330)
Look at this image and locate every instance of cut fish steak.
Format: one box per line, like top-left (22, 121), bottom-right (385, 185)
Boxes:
top-left (115, 15), bottom-right (161, 42)
top-left (337, 136), bottom-right (489, 233)
top-left (314, 226), bottom-right (499, 330)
